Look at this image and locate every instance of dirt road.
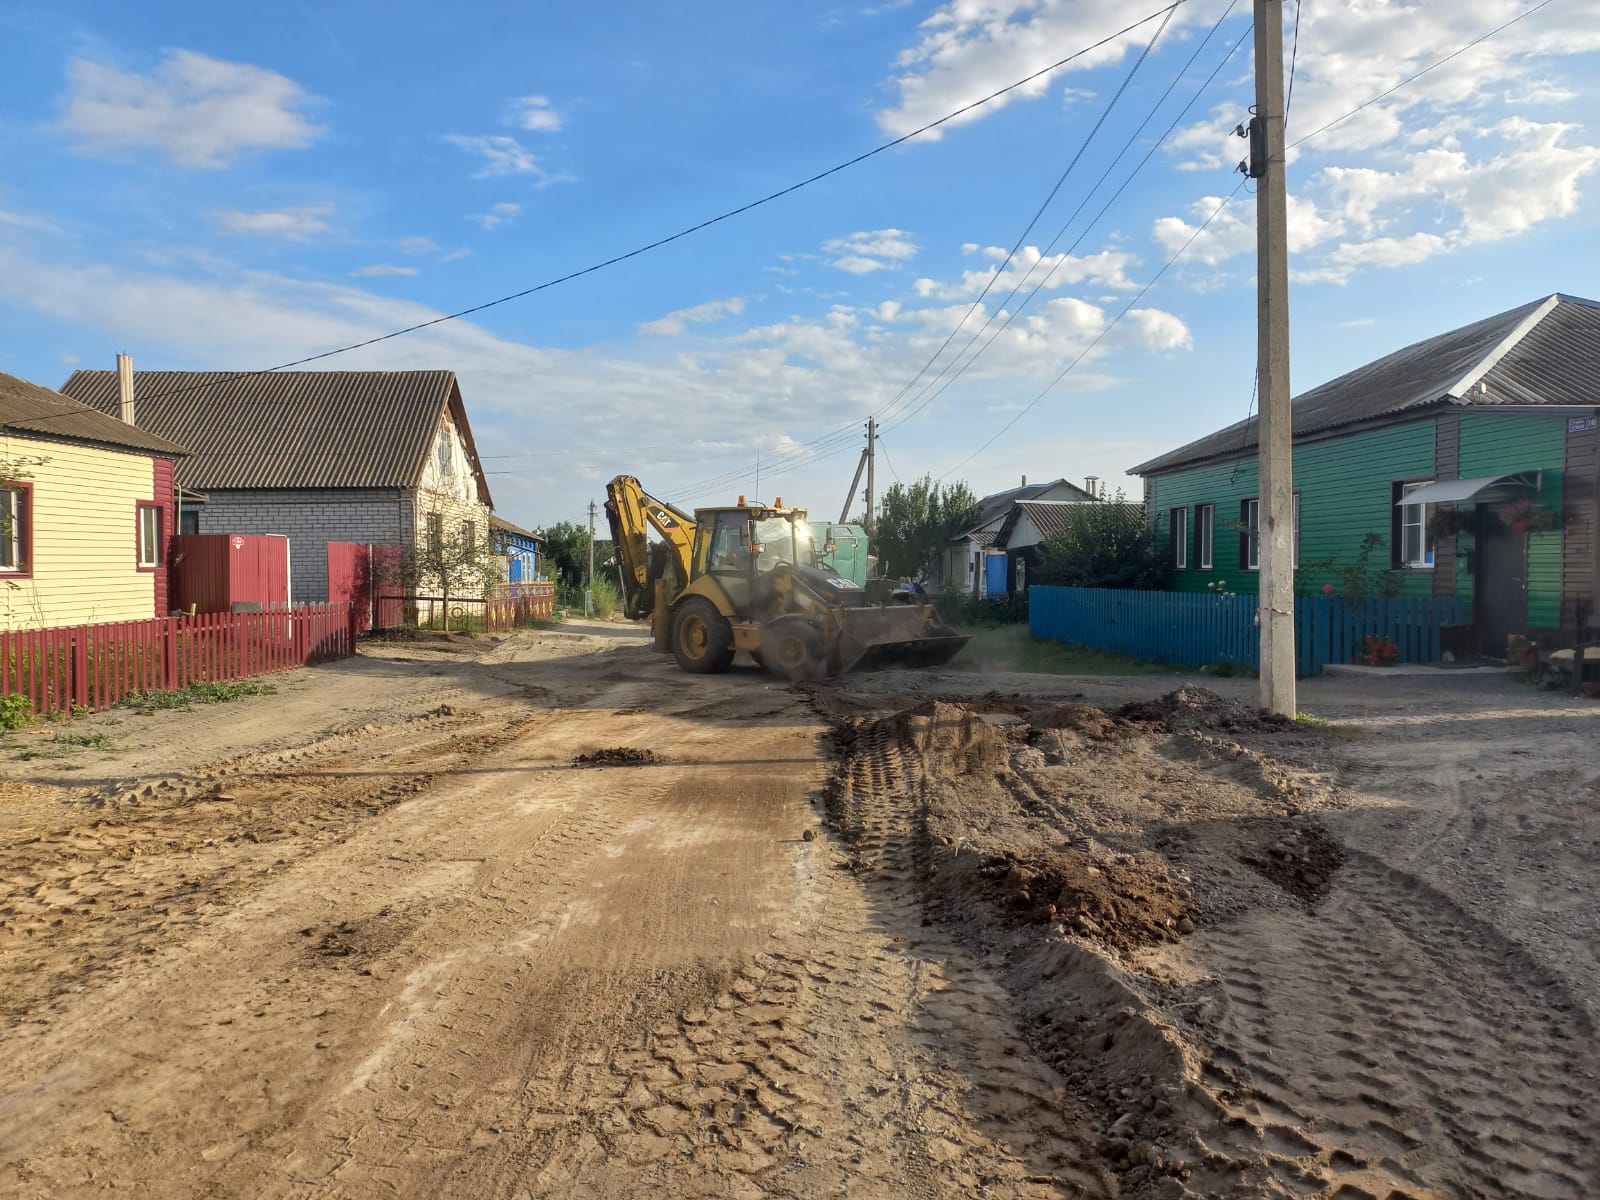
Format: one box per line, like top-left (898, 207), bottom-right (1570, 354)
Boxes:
top-left (1, 626), bottom-right (1596, 1198)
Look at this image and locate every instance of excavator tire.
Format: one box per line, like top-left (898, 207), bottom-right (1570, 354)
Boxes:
top-left (671, 598), bottom-right (735, 674)
top-left (759, 616), bottom-right (826, 682)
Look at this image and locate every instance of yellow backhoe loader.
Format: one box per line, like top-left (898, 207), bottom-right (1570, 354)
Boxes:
top-left (605, 475), bottom-right (968, 680)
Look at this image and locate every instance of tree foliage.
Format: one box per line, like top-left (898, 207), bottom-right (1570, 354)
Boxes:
top-left (1034, 496), bottom-right (1166, 590)
top-left (541, 520), bottom-right (616, 590)
top-left (389, 505), bottom-right (502, 629)
top-left (873, 476), bottom-right (980, 580)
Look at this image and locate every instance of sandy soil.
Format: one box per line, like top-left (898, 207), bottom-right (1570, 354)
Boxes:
top-left (0, 624), bottom-right (1595, 1198)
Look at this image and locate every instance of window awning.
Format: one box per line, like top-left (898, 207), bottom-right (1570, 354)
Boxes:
top-left (1394, 471), bottom-right (1540, 507)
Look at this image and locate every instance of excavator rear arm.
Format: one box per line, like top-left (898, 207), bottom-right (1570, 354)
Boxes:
top-left (604, 475), bottom-right (697, 620)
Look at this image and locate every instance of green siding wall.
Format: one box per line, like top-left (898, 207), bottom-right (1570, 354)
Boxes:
top-left (1151, 422), bottom-right (1437, 596)
top-left (1457, 411), bottom-right (1565, 627)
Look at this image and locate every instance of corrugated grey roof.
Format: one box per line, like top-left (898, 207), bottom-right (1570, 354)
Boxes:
top-left (1009, 499), bottom-right (1096, 544)
top-left (1, 370), bottom-right (187, 457)
top-left (965, 477), bottom-right (1096, 535)
top-left (1130, 294), bottom-right (1599, 476)
top-left (59, 369), bottom-right (491, 504)
top-left (1480, 297), bottom-right (1600, 405)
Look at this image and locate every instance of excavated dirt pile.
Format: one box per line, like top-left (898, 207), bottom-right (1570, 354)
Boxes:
top-left (824, 684), bottom-right (1600, 1198)
top-left (824, 688), bottom-right (1387, 1198)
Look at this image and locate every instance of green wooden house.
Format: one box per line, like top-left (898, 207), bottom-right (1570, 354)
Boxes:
top-left (1130, 294), bottom-right (1599, 657)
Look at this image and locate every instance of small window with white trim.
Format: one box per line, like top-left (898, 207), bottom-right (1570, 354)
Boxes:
top-left (1240, 497), bottom-right (1259, 571)
top-left (1395, 481), bottom-right (1434, 569)
top-left (1, 486), bottom-right (28, 574)
top-left (1170, 507), bottom-right (1188, 569)
top-left (137, 503), bottom-right (162, 568)
top-left (1196, 503), bottom-right (1214, 570)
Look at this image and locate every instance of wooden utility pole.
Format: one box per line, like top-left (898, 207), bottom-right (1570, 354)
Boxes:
top-left (586, 499), bottom-right (597, 617)
top-left (864, 416), bottom-right (877, 538)
top-left (1254, 0), bottom-right (1295, 716)
top-left (840, 447), bottom-right (868, 524)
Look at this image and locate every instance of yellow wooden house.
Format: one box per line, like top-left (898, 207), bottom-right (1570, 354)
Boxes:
top-left (2, 371), bottom-right (187, 631)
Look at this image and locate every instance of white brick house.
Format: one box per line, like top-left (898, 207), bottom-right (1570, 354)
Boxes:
top-left (60, 370), bottom-right (493, 605)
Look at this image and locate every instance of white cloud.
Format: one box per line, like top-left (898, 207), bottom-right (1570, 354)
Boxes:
top-left (467, 202), bottom-right (521, 230)
top-left (823, 229), bottom-right (918, 274)
top-left (0, 235), bottom-right (1192, 521)
top-left (350, 263), bottom-right (419, 278)
top-left (398, 236), bottom-right (438, 256)
top-left (208, 204), bottom-right (333, 241)
top-left (57, 49), bottom-right (322, 169)
top-left (639, 296), bottom-right (747, 336)
top-left (446, 134), bottom-right (545, 179)
top-left (0, 209), bottom-right (57, 233)
top-left (913, 245), bottom-right (1139, 300)
top-left (875, 0), bottom-right (1202, 138)
top-left (511, 95), bottom-right (562, 132)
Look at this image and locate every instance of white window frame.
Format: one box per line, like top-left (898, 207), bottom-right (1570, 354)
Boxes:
top-left (1242, 497), bottom-right (1260, 571)
top-left (1399, 481), bottom-right (1434, 569)
top-left (1196, 503), bottom-right (1214, 570)
top-left (137, 503), bottom-right (162, 568)
top-left (1, 487), bottom-right (24, 573)
top-left (1171, 506), bottom-right (1188, 570)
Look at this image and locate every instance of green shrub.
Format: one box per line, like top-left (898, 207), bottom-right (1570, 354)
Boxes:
top-left (0, 693), bottom-right (33, 731)
top-left (590, 575), bottom-right (620, 619)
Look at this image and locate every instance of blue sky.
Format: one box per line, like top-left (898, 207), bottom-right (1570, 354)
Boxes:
top-left (3, 0), bottom-right (1598, 530)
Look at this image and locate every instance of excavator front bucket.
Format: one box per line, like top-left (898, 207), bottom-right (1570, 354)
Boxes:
top-left (830, 605), bottom-right (971, 675)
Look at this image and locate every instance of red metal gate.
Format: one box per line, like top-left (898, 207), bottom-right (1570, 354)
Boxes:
top-left (171, 534), bottom-right (290, 614)
top-left (327, 543), bottom-right (404, 632)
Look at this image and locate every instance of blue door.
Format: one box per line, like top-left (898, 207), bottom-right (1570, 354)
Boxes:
top-left (985, 555), bottom-right (1007, 596)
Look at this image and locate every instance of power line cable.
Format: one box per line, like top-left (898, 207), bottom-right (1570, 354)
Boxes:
top-left (882, 5), bottom-right (1249, 437)
top-left (867, 3), bottom-right (1182, 434)
top-left (938, 180), bottom-right (1246, 480)
top-left (879, 437), bottom-right (903, 485)
top-left (1284, 0), bottom-right (1302, 134)
top-left (923, 0), bottom-right (1564, 475)
top-left (102, 3), bottom-right (1187, 416)
top-left (1288, 0), bottom-right (1556, 149)
top-left (655, 6), bottom-right (1197, 501)
top-left (673, 4), bottom-right (1205, 502)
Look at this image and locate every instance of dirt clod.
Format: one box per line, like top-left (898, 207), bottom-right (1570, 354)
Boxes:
top-left (1116, 684), bottom-right (1295, 734)
top-left (573, 747), bottom-right (658, 767)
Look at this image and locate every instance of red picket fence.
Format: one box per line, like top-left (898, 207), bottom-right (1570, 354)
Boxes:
top-left (376, 582), bottom-right (555, 632)
top-left (1, 604), bottom-right (357, 717)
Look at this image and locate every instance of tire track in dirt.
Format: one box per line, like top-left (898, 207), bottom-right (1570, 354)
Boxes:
top-left (1193, 848), bottom-right (1599, 1199)
top-left (818, 692), bottom-right (1600, 1200)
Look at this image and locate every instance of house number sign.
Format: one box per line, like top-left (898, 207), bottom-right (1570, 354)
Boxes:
top-left (1570, 415), bottom-right (1598, 433)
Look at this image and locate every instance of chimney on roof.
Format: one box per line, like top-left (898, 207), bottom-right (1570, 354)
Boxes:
top-left (1085, 475), bottom-right (1101, 497)
top-left (116, 354), bottom-right (135, 426)
top-left (1020, 474), bottom-right (1027, 487)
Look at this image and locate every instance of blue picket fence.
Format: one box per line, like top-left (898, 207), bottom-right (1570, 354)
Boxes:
top-left (1029, 586), bottom-right (1468, 676)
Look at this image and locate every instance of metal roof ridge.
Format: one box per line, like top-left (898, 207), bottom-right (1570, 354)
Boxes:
top-left (1444, 294), bottom-right (1561, 400)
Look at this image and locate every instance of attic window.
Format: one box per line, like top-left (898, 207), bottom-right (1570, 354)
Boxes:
top-left (435, 429), bottom-right (454, 476)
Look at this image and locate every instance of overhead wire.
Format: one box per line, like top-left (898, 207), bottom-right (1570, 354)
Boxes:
top-left (881, 3), bottom-right (1250, 438)
top-left (88, 3), bottom-right (1188, 419)
top-left (867, 2), bottom-right (1182, 434)
top-left (933, 0), bottom-right (1564, 475)
top-left (938, 180), bottom-right (1247, 480)
top-left (672, 1), bottom-right (1203, 502)
top-left (1287, 0), bottom-right (1556, 150)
